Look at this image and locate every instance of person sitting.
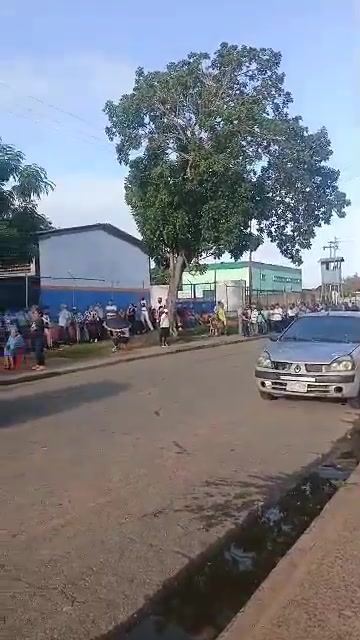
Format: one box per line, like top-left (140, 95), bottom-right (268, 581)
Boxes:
top-left (104, 310), bottom-right (131, 352)
top-left (3, 327), bottom-right (25, 370)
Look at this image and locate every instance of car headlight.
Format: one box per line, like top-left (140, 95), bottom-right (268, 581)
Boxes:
top-left (257, 351), bottom-right (273, 368)
top-left (325, 356), bottom-right (355, 372)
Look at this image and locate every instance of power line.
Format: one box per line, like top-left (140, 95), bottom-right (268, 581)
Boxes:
top-left (0, 80), bottom-right (117, 154)
top-left (0, 79), bottom-right (105, 138)
top-left (0, 104), bottom-right (114, 152)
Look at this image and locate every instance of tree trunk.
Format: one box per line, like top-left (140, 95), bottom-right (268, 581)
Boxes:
top-left (167, 252), bottom-right (185, 334)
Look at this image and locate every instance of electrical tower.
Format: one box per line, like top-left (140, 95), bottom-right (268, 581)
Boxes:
top-left (319, 237), bottom-right (344, 303)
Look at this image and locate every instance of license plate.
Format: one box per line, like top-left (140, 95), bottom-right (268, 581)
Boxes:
top-left (287, 381), bottom-right (308, 393)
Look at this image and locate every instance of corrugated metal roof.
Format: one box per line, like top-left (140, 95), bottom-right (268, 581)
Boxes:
top-left (38, 223), bottom-right (147, 254)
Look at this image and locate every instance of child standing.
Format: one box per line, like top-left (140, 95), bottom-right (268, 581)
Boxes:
top-left (3, 327), bottom-right (25, 370)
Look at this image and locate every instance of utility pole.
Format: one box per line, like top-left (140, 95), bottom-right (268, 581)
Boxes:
top-left (322, 237), bottom-right (340, 260)
top-left (248, 220), bottom-right (254, 306)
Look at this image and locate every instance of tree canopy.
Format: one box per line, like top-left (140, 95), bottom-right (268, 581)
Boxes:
top-left (0, 138), bottom-right (54, 267)
top-left (104, 43), bottom-right (350, 315)
top-left (343, 274), bottom-right (360, 295)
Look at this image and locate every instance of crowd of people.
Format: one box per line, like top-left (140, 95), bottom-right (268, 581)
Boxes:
top-left (0, 296), bottom-right (173, 370)
top-left (2, 297), bottom-right (359, 370)
top-left (238, 300), bottom-right (360, 337)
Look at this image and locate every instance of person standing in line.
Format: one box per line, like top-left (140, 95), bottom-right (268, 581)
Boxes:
top-left (156, 297), bottom-right (165, 327)
top-left (159, 308), bottom-right (170, 347)
top-left (215, 301), bottom-right (227, 335)
top-left (237, 304), bottom-right (244, 335)
top-left (250, 304), bottom-right (259, 335)
top-left (260, 306), bottom-right (270, 333)
top-left (140, 297), bottom-right (154, 331)
top-left (127, 302), bottom-right (137, 336)
top-left (42, 308), bottom-right (53, 349)
top-left (242, 306), bottom-right (251, 337)
top-left (30, 308), bottom-right (46, 371)
top-left (105, 299), bottom-right (117, 317)
top-left (58, 304), bottom-right (72, 343)
top-left (95, 302), bottom-right (104, 321)
top-left (272, 303), bottom-right (284, 333)
top-left (257, 307), bottom-right (267, 334)
top-left (286, 303), bottom-right (298, 327)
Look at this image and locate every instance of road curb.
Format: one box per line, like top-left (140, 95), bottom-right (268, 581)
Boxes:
top-left (218, 464), bottom-right (360, 640)
top-left (0, 335), bottom-right (264, 386)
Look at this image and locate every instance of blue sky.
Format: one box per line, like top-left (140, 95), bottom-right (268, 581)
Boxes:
top-left (0, 0), bottom-right (358, 286)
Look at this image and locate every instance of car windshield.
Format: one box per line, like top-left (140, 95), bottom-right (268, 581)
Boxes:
top-left (280, 315), bottom-right (360, 344)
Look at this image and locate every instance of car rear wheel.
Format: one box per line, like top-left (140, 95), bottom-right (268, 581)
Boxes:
top-left (259, 390), bottom-right (276, 400)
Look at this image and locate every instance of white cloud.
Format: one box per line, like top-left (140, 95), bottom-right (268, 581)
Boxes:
top-left (1, 52), bottom-right (358, 289)
top-left (0, 52), bottom-right (134, 128)
top-left (39, 173), bottom-right (138, 236)
top-left (0, 52), bottom-right (138, 236)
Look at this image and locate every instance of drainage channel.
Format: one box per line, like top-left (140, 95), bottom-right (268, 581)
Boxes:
top-left (96, 429), bottom-right (360, 640)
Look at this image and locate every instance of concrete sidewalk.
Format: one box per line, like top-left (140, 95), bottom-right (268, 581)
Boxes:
top-left (0, 333), bottom-right (262, 386)
top-left (221, 465), bottom-right (360, 640)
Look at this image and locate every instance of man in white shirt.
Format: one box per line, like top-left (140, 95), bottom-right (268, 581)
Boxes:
top-left (286, 303), bottom-right (298, 327)
top-left (140, 297), bottom-right (154, 331)
top-left (271, 303), bottom-right (284, 333)
top-left (58, 304), bottom-right (72, 343)
top-left (105, 299), bottom-right (117, 316)
top-left (250, 305), bottom-right (259, 335)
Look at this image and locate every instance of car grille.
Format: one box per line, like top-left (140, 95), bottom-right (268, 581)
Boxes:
top-left (273, 362), bottom-right (325, 373)
top-left (305, 363), bottom-right (324, 373)
top-left (273, 361), bottom-right (292, 371)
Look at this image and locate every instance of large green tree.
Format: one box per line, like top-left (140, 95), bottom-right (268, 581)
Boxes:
top-left (0, 138), bottom-right (54, 267)
top-left (104, 43), bottom-right (350, 320)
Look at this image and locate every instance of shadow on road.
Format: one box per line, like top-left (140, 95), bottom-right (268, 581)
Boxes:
top-left (177, 472), bottom-right (291, 531)
top-left (96, 422), bottom-right (360, 640)
top-left (0, 381), bottom-right (129, 429)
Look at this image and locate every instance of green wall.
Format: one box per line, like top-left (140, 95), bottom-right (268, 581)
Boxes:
top-left (181, 261), bottom-right (302, 296)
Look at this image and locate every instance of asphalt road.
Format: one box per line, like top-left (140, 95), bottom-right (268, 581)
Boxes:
top-left (1, 339), bottom-right (355, 639)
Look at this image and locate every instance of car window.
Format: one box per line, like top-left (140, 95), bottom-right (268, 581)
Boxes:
top-left (280, 315), bottom-right (360, 344)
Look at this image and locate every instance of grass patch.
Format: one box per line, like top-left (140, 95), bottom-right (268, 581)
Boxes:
top-left (46, 333), bottom-right (159, 361)
top-left (45, 324), bottom-right (239, 363)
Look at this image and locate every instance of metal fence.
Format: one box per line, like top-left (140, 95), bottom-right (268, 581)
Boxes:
top-left (179, 282), bottom-right (304, 309)
top-left (246, 289), bottom-right (304, 307)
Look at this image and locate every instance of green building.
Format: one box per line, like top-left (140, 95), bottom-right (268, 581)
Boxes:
top-left (181, 261), bottom-right (302, 298)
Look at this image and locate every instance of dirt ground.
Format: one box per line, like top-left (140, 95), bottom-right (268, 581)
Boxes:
top-left (0, 339), bottom-right (356, 639)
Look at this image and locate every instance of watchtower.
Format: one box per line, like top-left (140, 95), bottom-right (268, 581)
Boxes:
top-left (319, 238), bottom-right (344, 303)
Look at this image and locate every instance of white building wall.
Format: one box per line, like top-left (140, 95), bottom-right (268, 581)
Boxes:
top-left (39, 229), bottom-right (150, 289)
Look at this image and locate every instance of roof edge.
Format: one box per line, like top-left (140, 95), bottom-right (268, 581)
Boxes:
top-left (38, 223), bottom-right (147, 253)
top-left (185, 261), bottom-right (302, 274)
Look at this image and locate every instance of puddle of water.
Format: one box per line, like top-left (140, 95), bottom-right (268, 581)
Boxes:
top-left (99, 458), bottom-right (356, 640)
